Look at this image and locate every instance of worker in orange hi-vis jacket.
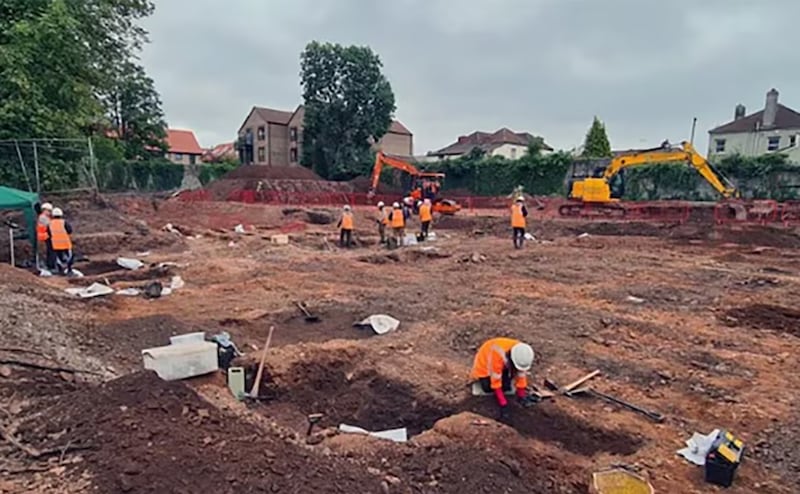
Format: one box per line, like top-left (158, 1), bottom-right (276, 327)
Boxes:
top-left (48, 207), bottom-right (74, 275)
top-left (418, 198), bottom-right (433, 240)
top-left (337, 205), bottom-right (355, 248)
top-left (470, 337), bottom-right (539, 422)
top-left (510, 197), bottom-right (529, 249)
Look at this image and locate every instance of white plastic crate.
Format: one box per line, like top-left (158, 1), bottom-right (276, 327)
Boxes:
top-left (141, 341), bottom-right (218, 381)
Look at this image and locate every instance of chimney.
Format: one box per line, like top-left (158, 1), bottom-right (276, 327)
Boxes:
top-left (734, 104), bottom-right (746, 120)
top-left (763, 88), bottom-right (779, 127)
top-left (457, 135), bottom-right (467, 144)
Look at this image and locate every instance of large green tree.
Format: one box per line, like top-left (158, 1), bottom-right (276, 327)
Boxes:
top-left (0, 0), bottom-right (164, 190)
top-left (582, 116), bottom-right (612, 158)
top-left (300, 41), bottom-right (396, 180)
top-left (105, 62), bottom-right (167, 159)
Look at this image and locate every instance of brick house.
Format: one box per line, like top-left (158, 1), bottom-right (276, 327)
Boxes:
top-left (237, 105), bottom-right (413, 166)
top-left (165, 129), bottom-right (204, 165)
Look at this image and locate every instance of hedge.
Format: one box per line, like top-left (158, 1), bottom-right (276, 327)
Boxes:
top-left (419, 150), bottom-right (800, 201)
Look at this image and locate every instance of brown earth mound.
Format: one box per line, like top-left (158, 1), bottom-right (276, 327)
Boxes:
top-left (16, 371), bottom-right (383, 493)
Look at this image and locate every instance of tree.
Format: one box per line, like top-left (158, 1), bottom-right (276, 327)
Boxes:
top-left (0, 0), bottom-right (164, 190)
top-left (300, 41), bottom-right (396, 180)
top-left (526, 136), bottom-right (547, 157)
top-left (582, 116), bottom-right (612, 158)
top-left (105, 62), bottom-right (167, 159)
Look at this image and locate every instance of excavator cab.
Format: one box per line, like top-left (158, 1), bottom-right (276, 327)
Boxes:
top-left (566, 159), bottom-right (624, 203)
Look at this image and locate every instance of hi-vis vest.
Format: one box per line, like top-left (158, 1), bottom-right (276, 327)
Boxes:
top-left (391, 208), bottom-right (405, 228)
top-left (511, 204), bottom-right (526, 228)
top-left (37, 213), bottom-right (50, 242)
top-left (419, 204), bottom-right (433, 222)
top-left (49, 219), bottom-right (72, 250)
top-left (341, 212), bottom-right (354, 230)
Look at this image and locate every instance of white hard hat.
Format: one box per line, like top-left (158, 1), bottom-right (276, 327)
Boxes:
top-left (343, 205), bottom-right (351, 211)
top-left (377, 201), bottom-right (385, 208)
top-left (515, 197), bottom-right (524, 202)
top-left (52, 207), bottom-right (64, 218)
top-left (424, 199), bottom-right (431, 205)
top-left (392, 202), bottom-right (400, 208)
top-left (510, 343), bottom-right (534, 372)
top-left (41, 202), bottom-right (53, 211)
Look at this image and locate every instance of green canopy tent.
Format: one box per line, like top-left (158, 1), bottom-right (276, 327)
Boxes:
top-left (0, 186), bottom-right (40, 251)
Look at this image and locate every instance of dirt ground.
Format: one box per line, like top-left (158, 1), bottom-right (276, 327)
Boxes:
top-left (1, 193), bottom-right (800, 493)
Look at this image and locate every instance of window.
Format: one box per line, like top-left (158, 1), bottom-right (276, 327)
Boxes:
top-left (510, 147), bottom-right (517, 159)
top-left (174, 153), bottom-right (183, 161)
top-left (257, 126), bottom-right (266, 141)
top-left (257, 146), bottom-right (266, 162)
top-left (290, 148), bottom-right (298, 163)
top-left (714, 139), bottom-right (726, 153)
top-left (767, 136), bottom-right (780, 151)
top-left (290, 127), bottom-right (298, 142)
top-left (189, 155), bottom-right (197, 165)
top-left (245, 128), bottom-right (253, 144)
top-left (790, 135), bottom-right (798, 148)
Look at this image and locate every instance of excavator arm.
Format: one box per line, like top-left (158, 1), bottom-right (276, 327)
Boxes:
top-left (601, 141), bottom-right (737, 198)
top-left (369, 152), bottom-right (424, 195)
top-left (366, 152), bottom-right (460, 215)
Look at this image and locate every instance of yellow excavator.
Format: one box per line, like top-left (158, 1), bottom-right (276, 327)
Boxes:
top-left (560, 140), bottom-right (739, 217)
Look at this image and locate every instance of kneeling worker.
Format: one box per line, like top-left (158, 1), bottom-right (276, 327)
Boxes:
top-left (470, 337), bottom-right (539, 420)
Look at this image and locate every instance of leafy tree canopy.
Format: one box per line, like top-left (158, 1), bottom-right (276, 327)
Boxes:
top-left (300, 41), bottom-right (396, 180)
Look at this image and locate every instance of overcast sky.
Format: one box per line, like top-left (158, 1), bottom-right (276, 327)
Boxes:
top-left (140, 0), bottom-right (799, 155)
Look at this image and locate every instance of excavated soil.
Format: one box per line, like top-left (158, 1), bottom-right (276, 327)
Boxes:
top-left (14, 372), bottom-right (383, 494)
top-left (3, 199), bottom-right (800, 494)
top-left (218, 307), bottom-right (373, 348)
top-left (723, 304), bottom-right (800, 336)
top-left (265, 358), bottom-right (643, 457)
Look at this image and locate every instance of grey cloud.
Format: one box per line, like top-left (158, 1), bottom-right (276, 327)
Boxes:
top-left (140, 0), bottom-right (800, 154)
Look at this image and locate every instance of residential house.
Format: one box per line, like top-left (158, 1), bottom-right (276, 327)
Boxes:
top-left (236, 105), bottom-right (413, 166)
top-left (165, 129), bottom-right (204, 165)
top-left (708, 88), bottom-right (800, 162)
top-left (202, 142), bottom-right (237, 163)
top-left (427, 128), bottom-right (553, 161)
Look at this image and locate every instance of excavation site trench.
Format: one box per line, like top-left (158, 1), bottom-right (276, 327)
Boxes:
top-left (246, 357), bottom-right (644, 457)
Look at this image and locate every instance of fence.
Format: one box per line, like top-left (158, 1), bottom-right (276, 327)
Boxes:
top-left (176, 188), bottom-right (800, 226)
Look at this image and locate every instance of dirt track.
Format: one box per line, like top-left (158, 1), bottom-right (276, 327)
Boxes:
top-left (1, 194), bottom-right (800, 493)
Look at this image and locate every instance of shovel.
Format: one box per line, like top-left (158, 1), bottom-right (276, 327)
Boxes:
top-left (296, 301), bottom-right (321, 323)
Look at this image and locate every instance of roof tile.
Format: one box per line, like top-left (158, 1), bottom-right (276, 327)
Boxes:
top-left (166, 129), bottom-right (203, 155)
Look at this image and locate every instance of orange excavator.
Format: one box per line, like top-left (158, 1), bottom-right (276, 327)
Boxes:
top-left (367, 152), bottom-right (461, 215)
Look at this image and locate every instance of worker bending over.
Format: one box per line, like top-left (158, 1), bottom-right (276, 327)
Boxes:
top-left (510, 197), bottom-right (528, 249)
top-left (375, 201), bottom-right (388, 244)
top-left (389, 202), bottom-right (406, 247)
top-left (337, 205), bottom-right (354, 248)
top-left (418, 198), bottom-right (433, 240)
top-left (470, 337), bottom-right (539, 421)
top-left (36, 202), bottom-right (53, 270)
top-left (48, 207), bottom-right (74, 276)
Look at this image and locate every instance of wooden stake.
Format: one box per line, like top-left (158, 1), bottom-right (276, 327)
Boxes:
top-left (561, 370), bottom-right (601, 393)
top-left (249, 326), bottom-right (274, 398)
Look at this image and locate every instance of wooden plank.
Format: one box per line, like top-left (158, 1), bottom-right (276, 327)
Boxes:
top-left (562, 370), bottom-right (601, 393)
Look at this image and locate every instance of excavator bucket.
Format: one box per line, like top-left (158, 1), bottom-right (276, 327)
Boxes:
top-left (433, 199), bottom-right (461, 215)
